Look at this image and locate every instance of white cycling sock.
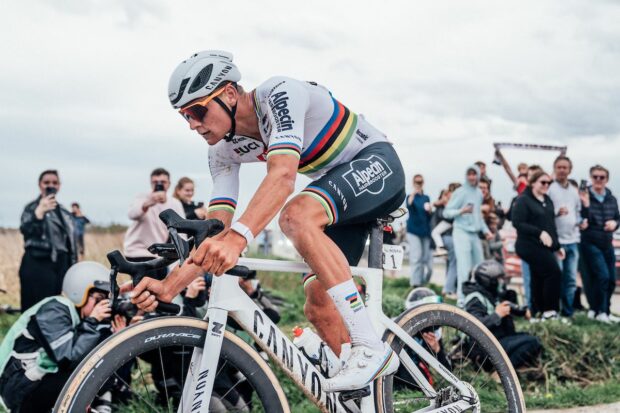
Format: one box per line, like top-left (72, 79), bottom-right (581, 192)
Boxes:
top-left (327, 279), bottom-right (383, 351)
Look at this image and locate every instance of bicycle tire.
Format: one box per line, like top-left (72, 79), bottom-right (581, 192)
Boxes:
top-left (54, 316), bottom-right (289, 413)
top-left (374, 303), bottom-right (525, 412)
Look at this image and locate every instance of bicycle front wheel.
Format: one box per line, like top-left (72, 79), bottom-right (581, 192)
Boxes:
top-left (375, 303), bottom-right (526, 413)
top-left (54, 316), bottom-right (289, 413)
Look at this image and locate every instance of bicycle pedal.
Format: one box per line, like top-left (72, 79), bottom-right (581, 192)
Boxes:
top-left (339, 386), bottom-right (371, 402)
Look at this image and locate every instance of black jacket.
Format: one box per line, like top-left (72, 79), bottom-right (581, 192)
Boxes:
top-left (20, 197), bottom-right (77, 263)
top-left (463, 282), bottom-right (516, 339)
top-left (581, 188), bottom-right (620, 249)
top-left (512, 187), bottom-right (560, 252)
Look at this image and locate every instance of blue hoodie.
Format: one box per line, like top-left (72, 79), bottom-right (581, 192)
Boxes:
top-left (443, 165), bottom-right (490, 234)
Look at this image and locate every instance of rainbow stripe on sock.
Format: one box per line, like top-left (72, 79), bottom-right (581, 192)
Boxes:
top-left (369, 350), bottom-right (395, 383)
top-left (346, 292), bottom-right (362, 312)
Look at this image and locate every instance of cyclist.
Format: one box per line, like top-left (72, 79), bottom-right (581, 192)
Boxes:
top-left (129, 50), bottom-right (405, 391)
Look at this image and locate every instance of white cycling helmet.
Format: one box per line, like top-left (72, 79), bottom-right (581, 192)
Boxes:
top-left (168, 50), bottom-right (241, 109)
top-left (405, 287), bottom-right (442, 310)
top-left (62, 261), bottom-right (110, 307)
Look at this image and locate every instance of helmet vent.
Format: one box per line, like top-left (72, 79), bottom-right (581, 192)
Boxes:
top-left (189, 64), bottom-right (213, 94)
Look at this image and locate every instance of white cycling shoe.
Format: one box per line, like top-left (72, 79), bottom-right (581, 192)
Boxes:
top-left (324, 343), bottom-right (400, 392)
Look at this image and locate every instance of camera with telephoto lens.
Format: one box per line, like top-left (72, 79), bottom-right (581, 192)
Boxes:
top-left (154, 182), bottom-right (165, 192)
top-left (45, 186), bottom-right (57, 196)
top-left (112, 292), bottom-right (139, 321)
top-left (507, 302), bottom-right (528, 317)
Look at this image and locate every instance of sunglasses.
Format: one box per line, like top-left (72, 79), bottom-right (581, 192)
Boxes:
top-left (179, 87), bottom-right (227, 123)
top-left (539, 180), bottom-right (552, 186)
top-left (41, 180), bottom-right (59, 185)
top-left (592, 175), bottom-right (607, 181)
top-left (414, 181), bottom-right (424, 185)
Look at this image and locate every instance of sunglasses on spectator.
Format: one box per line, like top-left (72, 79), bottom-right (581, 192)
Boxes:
top-left (539, 180), bottom-right (552, 186)
top-left (591, 175), bottom-right (607, 181)
top-left (41, 180), bottom-right (59, 185)
top-left (179, 87), bottom-right (227, 123)
top-left (414, 180), bottom-right (424, 185)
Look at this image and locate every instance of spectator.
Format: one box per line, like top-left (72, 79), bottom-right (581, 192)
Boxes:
top-left (444, 165), bottom-right (493, 306)
top-left (123, 168), bottom-right (186, 278)
top-left (464, 260), bottom-right (542, 370)
top-left (431, 183), bottom-right (461, 299)
top-left (173, 177), bottom-right (209, 220)
top-left (70, 202), bottom-right (90, 258)
top-left (0, 262), bottom-right (113, 412)
top-left (397, 287), bottom-right (452, 388)
top-left (19, 170), bottom-right (77, 311)
top-left (475, 160), bottom-right (491, 184)
top-left (579, 165), bottom-right (620, 323)
top-left (405, 174), bottom-right (433, 287)
top-left (479, 177), bottom-right (495, 224)
top-left (512, 170), bottom-right (565, 320)
top-left (484, 213), bottom-right (504, 263)
top-left (507, 164), bottom-right (542, 310)
top-left (548, 156), bottom-right (584, 317)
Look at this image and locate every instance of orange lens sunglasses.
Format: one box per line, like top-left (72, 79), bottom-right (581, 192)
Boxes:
top-left (179, 86), bottom-right (227, 122)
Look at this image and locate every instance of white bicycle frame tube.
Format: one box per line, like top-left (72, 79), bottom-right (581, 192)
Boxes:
top-left (183, 257), bottom-right (476, 413)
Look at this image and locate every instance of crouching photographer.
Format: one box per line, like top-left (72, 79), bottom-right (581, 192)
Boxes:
top-left (0, 261), bottom-right (112, 412)
top-left (463, 260), bottom-right (542, 370)
top-left (396, 288), bottom-right (452, 389)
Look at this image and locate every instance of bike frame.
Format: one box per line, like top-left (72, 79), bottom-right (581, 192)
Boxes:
top-left (179, 254), bottom-right (477, 413)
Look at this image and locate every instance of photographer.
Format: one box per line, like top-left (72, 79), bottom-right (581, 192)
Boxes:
top-left (173, 177), bottom-right (209, 220)
top-left (123, 168), bottom-right (185, 278)
top-left (19, 169), bottom-right (77, 311)
top-left (0, 261), bottom-right (111, 412)
top-left (464, 260), bottom-right (542, 370)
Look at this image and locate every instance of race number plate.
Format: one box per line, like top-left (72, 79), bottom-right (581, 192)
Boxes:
top-left (382, 245), bottom-right (404, 270)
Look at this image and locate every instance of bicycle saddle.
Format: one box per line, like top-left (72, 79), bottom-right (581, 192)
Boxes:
top-left (380, 207), bottom-right (408, 223)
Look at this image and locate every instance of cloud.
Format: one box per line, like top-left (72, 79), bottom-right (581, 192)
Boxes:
top-left (1, 0), bottom-right (620, 227)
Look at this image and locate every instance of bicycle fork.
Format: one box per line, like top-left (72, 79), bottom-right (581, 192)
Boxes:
top-left (176, 306), bottom-right (228, 413)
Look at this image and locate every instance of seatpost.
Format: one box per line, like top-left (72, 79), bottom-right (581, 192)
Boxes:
top-left (368, 219), bottom-right (385, 269)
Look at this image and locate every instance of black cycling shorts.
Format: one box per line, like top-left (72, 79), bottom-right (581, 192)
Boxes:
top-left (299, 142), bottom-right (405, 267)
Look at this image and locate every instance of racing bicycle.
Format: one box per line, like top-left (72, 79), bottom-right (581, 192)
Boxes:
top-left (54, 209), bottom-right (526, 413)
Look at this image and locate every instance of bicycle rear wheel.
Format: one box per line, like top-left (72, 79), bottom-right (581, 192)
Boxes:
top-left (375, 303), bottom-right (526, 413)
top-left (54, 317), bottom-right (289, 413)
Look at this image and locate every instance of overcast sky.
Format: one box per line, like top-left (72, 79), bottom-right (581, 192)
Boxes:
top-left (1, 0), bottom-right (619, 227)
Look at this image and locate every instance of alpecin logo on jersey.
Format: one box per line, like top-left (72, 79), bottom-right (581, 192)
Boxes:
top-left (343, 155), bottom-right (393, 197)
top-left (269, 91), bottom-right (295, 132)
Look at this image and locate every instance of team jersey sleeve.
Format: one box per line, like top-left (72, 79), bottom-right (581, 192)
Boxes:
top-left (262, 77), bottom-right (310, 161)
top-left (207, 145), bottom-right (240, 214)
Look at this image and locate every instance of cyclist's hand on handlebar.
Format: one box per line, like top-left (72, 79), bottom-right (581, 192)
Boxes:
top-left (128, 277), bottom-right (170, 312)
top-left (187, 232), bottom-right (245, 276)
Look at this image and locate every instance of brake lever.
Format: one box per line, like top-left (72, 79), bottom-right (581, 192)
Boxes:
top-left (169, 227), bottom-right (191, 266)
top-left (109, 267), bottom-right (120, 311)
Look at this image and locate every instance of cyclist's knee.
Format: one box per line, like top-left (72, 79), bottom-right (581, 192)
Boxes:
top-left (279, 203), bottom-right (309, 236)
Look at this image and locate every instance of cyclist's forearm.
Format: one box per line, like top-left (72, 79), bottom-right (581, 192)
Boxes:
top-left (161, 263), bottom-right (205, 300)
top-left (236, 156), bottom-right (297, 236)
top-left (207, 209), bottom-right (234, 229)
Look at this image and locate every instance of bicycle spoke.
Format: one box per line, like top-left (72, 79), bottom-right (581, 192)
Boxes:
top-left (136, 358), bottom-right (155, 406)
top-left (113, 371), bottom-right (162, 412)
top-left (157, 346), bottom-right (172, 413)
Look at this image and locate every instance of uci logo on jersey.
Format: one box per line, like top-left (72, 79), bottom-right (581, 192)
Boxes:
top-left (343, 155), bottom-right (393, 197)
